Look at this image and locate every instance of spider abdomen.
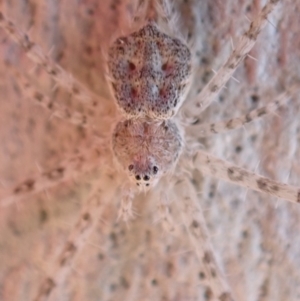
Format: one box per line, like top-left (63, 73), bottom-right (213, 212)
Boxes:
top-left (108, 22), bottom-right (192, 120)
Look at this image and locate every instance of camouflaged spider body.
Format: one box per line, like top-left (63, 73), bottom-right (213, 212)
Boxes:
top-left (108, 22), bottom-right (192, 120)
top-left (112, 119), bottom-right (183, 189)
top-left (109, 21), bottom-right (190, 188)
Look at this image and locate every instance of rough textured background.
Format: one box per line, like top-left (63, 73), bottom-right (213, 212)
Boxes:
top-left (0, 0), bottom-right (300, 300)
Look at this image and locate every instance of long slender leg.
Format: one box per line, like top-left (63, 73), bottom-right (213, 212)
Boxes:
top-left (187, 89), bottom-right (294, 137)
top-left (33, 182), bottom-right (107, 301)
top-left (0, 12), bottom-right (106, 107)
top-left (0, 145), bottom-right (106, 206)
top-left (194, 150), bottom-right (300, 204)
top-left (9, 67), bottom-right (97, 130)
top-left (185, 0), bottom-right (280, 118)
top-left (174, 178), bottom-right (237, 301)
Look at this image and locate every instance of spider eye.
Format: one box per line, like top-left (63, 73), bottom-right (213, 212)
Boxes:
top-left (128, 164), bottom-right (134, 171)
top-left (135, 175), bottom-right (141, 181)
top-left (143, 175), bottom-right (150, 181)
top-left (153, 166), bottom-right (158, 174)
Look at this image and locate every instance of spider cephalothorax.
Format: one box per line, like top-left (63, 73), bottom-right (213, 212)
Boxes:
top-left (107, 21), bottom-right (192, 120)
top-left (112, 119), bottom-right (183, 189)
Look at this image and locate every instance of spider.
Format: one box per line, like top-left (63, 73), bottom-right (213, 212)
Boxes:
top-left (0, 0), bottom-right (300, 301)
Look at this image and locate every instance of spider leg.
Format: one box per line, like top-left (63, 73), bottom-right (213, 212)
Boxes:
top-left (8, 66), bottom-right (98, 131)
top-left (185, 0), bottom-right (280, 117)
top-left (33, 183), bottom-right (107, 301)
top-left (174, 179), bottom-right (236, 301)
top-left (187, 89), bottom-right (294, 137)
top-left (0, 145), bottom-right (107, 207)
top-left (0, 12), bottom-right (106, 107)
top-left (194, 150), bottom-right (300, 205)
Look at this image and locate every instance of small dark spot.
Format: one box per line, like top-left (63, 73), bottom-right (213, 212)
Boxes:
top-left (60, 242), bottom-right (76, 266)
top-left (98, 253), bottom-right (104, 260)
top-left (162, 62), bottom-right (168, 71)
top-left (256, 179), bottom-right (268, 191)
top-left (219, 292), bottom-right (233, 301)
top-left (199, 271), bottom-right (205, 279)
top-left (257, 107), bottom-right (266, 117)
top-left (203, 251), bottom-right (213, 264)
top-left (297, 191), bottom-right (300, 203)
top-left (34, 92), bottom-right (44, 102)
top-left (85, 45), bottom-right (93, 55)
top-left (39, 209), bottom-right (48, 223)
top-left (211, 85), bottom-right (218, 92)
top-left (49, 69), bottom-right (57, 76)
top-left (128, 61), bottom-right (136, 71)
top-left (242, 230), bottom-right (249, 238)
top-left (210, 268), bottom-right (216, 277)
top-left (227, 167), bottom-right (245, 182)
top-left (235, 145), bottom-right (242, 153)
top-left (146, 183), bottom-right (149, 187)
top-left (143, 175), bottom-right (150, 181)
top-left (42, 278), bottom-right (56, 297)
top-left (86, 8), bottom-right (94, 15)
top-left (120, 277), bottom-right (130, 289)
top-left (192, 220), bottom-right (199, 228)
top-left (135, 175), bottom-right (141, 181)
top-left (251, 94), bottom-right (259, 103)
top-left (82, 212), bottom-right (90, 221)
top-left (153, 166), bottom-right (158, 174)
top-left (204, 287), bottom-right (214, 300)
top-left (151, 279), bottom-right (158, 286)
top-left (46, 167), bottom-right (64, 180)
top-left (226, 119), bottom-right (234, 129)
top-left (72, 86), bottom-right (80, 95)
top-left (128, 164), bottom-right (134, 171)
top-left (14, 179), bottom-right (35, 194)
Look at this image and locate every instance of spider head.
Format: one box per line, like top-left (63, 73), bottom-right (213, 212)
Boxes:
top-left (127, 157), bottom-right (160, 190)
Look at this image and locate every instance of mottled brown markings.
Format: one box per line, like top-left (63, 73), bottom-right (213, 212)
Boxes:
top-left (257, 107), bottom-right (267, 117)
top-left (37, 277), bottom-right (56, 298)
top-left (256, 178), bottom-right (280, 194)
top-left (192, 220), bottom-right (199, 228)
top-left (211, 85), bottom-right (218, 92)
top-left (219, 292), bottom-right (234, 301)
top-left (45, 167), bottom-right (64, 180)
top-left (226, 119), bottom-right (234, 129)
top-left (120, 276), bottom-right (130, 289)
top-left (210, 124), bottom-right (217, 133)
top-left (204, 286), bottom-right (214, 300)
top-left (203, 251), bottom-right (213, 264)
top-left (14, 179), bottom-right (35, 194)
top-left (199, 271), bottom-right (206, 279)
top-left (245, 113), bottom-right (252, 122)
top-left (34, 91), bottom-right (44, 102)
top-left (82, 212), bottom-right (91, 221)
top-left (59, 241), bottom-right (77, 266)
top-left (227, 167), bottom-right (247, 182)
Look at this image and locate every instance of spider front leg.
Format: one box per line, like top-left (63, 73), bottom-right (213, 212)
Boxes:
top-left (187, 89), bottom-right (295, 137)
top-left (194, 150), bottom-right (300, 204)
top-left (0, 11), bottom-right (107, 108)
top-left (33, 184), bottom-right (107, 301)
top-left (0, 145), bottom-right (106, 206)
top-left (8, 66), bottom-right (98, 131)
top-left (185, 0), bottom-right (280, 118)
